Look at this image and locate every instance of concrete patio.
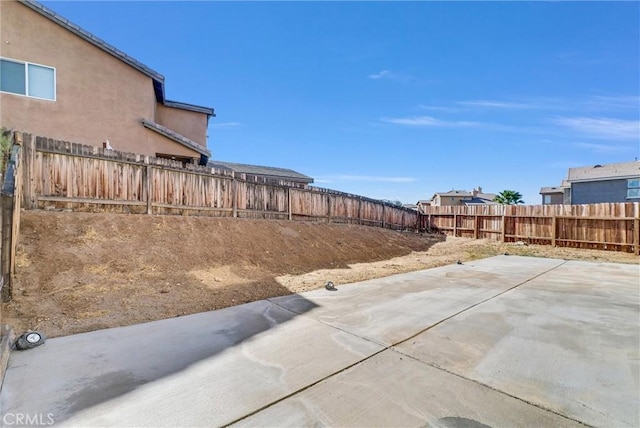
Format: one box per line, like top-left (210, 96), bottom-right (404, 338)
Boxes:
top-left (1, 256), bottom-right (638, 427)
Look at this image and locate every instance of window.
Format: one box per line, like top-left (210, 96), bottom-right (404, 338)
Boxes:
top-left (628, 179), bottom-right (640, 199)
top-left (0, 58), bottom-right (55, 100)
top-left (543, 195), bottom-right (551, 204)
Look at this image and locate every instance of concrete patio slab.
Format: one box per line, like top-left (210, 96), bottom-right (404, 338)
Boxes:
top-left (234, 349), bottom-right (585, 428)
top-left (269, 256), bottom-right (566, 345)
top-left (395, 260), bottom-right (640, 428)
top-left (1, 299), bottom-right (382, 427)
top-left (1, 256), bottom-right (637, 428)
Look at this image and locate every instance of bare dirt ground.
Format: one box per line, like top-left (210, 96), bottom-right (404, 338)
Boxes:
top-left (2, 211), bottom-right (638, 338)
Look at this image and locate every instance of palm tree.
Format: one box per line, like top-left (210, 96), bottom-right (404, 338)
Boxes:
top-left (494, 190), bottom-right (524, 205)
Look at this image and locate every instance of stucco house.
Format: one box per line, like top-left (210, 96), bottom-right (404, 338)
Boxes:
top-left (540, 161), bottom-right (640, 205)
top-left (0, 0), bottom-right (214, 165)
top-left (429, 187), bottom-right (497, 207)
top-left (539, 186), bottom-right (564, 205)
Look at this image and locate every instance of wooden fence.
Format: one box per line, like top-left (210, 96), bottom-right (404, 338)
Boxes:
top-left (0, 134), bottom-right (23, 302)
top-left (421, 204), bottom-right (640, 254)
top-left (2, 130), bottom-right (636, 302)
top-left (19, 133), bottom-right (419, 231)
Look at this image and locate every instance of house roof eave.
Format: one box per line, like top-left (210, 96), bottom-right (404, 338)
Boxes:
top-left (566, 174), bottom-right (640, 184)
top-left (19, 0), bottom-right (166, 86)
top-left (539, 186), bottom-right (565, 194)
top-left (19, 0), bottom-right (214, 117)
top-left (163, 100), bottom-right (215, 117)
top-left (141, 119), bottom-right (211, 157)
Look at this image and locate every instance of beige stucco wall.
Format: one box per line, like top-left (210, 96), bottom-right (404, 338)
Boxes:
top-left (433, 196), bottom-right (467, 206)
top-left (541, 193), bottom-right (564, 205)
top-left (0, 0), bottom-right (200, 159)
top-left (156, 104), bottom-right (208, 147)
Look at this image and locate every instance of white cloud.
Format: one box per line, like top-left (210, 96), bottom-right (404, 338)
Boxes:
top-left (455, 95), bottom-right (640, 113)
top-left (553, 117), bottom-right (640, 141)
top-left (316, 174), bottom-right (417, 183)
top-left (417, 104), bottom-right (461, 113)
top-left (457, 100), bottom-right (531, 109)
top-left (367, 70), bottom-right (413, 82)
top-left (573, 142), bottom-right (633, 154)
top-left (584, 95), bottom-right (640, 111)
top-left (211, 122), bottom-right (242, 129)
top-left (368, 70), bottom-right (391, 79)
top-left (380, 115), bottom-right (479, 128)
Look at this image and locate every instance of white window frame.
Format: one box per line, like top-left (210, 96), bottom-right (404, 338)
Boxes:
top-left (0, 57), bottom-right (56, 101)
top-left (627, 178), bottom-right (640, 199)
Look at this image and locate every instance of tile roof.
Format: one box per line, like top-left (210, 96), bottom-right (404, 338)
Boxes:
top-left (141, 119), bottom-right (211, 157)
top-left (463, 197), bottom-right (498, 206)
top-left (433, 190), bottom-right (496, 200)
top-left (207, 161), bottom-right (313, 183)
top-left (567, 161), bottom-right (640, 182)
top-left (436, 190), bottom-right (473, 197)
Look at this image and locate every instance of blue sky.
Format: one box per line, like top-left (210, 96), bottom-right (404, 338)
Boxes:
top-left (44, 1), bottom-right (639, 205)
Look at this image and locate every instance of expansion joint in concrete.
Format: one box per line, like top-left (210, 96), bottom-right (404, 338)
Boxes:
top-left (391, 260), bottom-right (569, 348)
top-left (243, 261), bottom-right (573, 427)
top-left (390, 347), bottom-right (594, 428)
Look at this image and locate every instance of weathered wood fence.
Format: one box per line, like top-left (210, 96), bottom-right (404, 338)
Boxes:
top-left (19, 133), bottom-right (419, 230)
top-left (421, 204), bottom-right (640, 254)
top-left (1, 133), bottom-right (23, 302)
top-left (1, 130), bottom-right (637, 302)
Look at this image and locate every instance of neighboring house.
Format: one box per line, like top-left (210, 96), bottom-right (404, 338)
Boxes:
top-left (540, 161), bottom-right (640, 205)
top-left (0, 0), bottom-right (214, 165)
top-left (207, 161), bottom-right (314, 189)
top-left (539, 186), bottom-right (565, 205)
top-left (429, 187), bottom-right (497, 206)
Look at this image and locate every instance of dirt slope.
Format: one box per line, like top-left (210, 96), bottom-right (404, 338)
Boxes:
top-left (2, 211), bottom-right (637, 338)
top-left (2, 211), bottom-right (443, 337)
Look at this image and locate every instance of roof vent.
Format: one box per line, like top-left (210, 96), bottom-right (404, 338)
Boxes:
top-left (593, 164), bottom-right (602, 168)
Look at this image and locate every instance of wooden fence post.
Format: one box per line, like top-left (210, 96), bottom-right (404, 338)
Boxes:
top-left (287, 187), bottom-right (292, 221)
top-left (473, 215), bottom-right (479, 239)
top-left (634, 218), bottom-right (639, 256)
top-left (21, 133), bottom-right (37, 210)
top-left (1, 143), bottom-right (22, 302)
top-left (232, 174), bottom-right (238, 218)
top-left (145, 164), bottom-right (152, 215)
top-left (358, 199), bottom-right (362, 225)
top-left (1, 192), bottom-right (13, 302)
top-left (551, 215), bottom-right (557, 247)
top-left (453, 214), bottom-right (458, 237)
top-left (382, 204), bottom-right (386, 229)
top-left (501, 214), bottom-right (506, 242)
top-left (327, 194), bottom-right (332, 223)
